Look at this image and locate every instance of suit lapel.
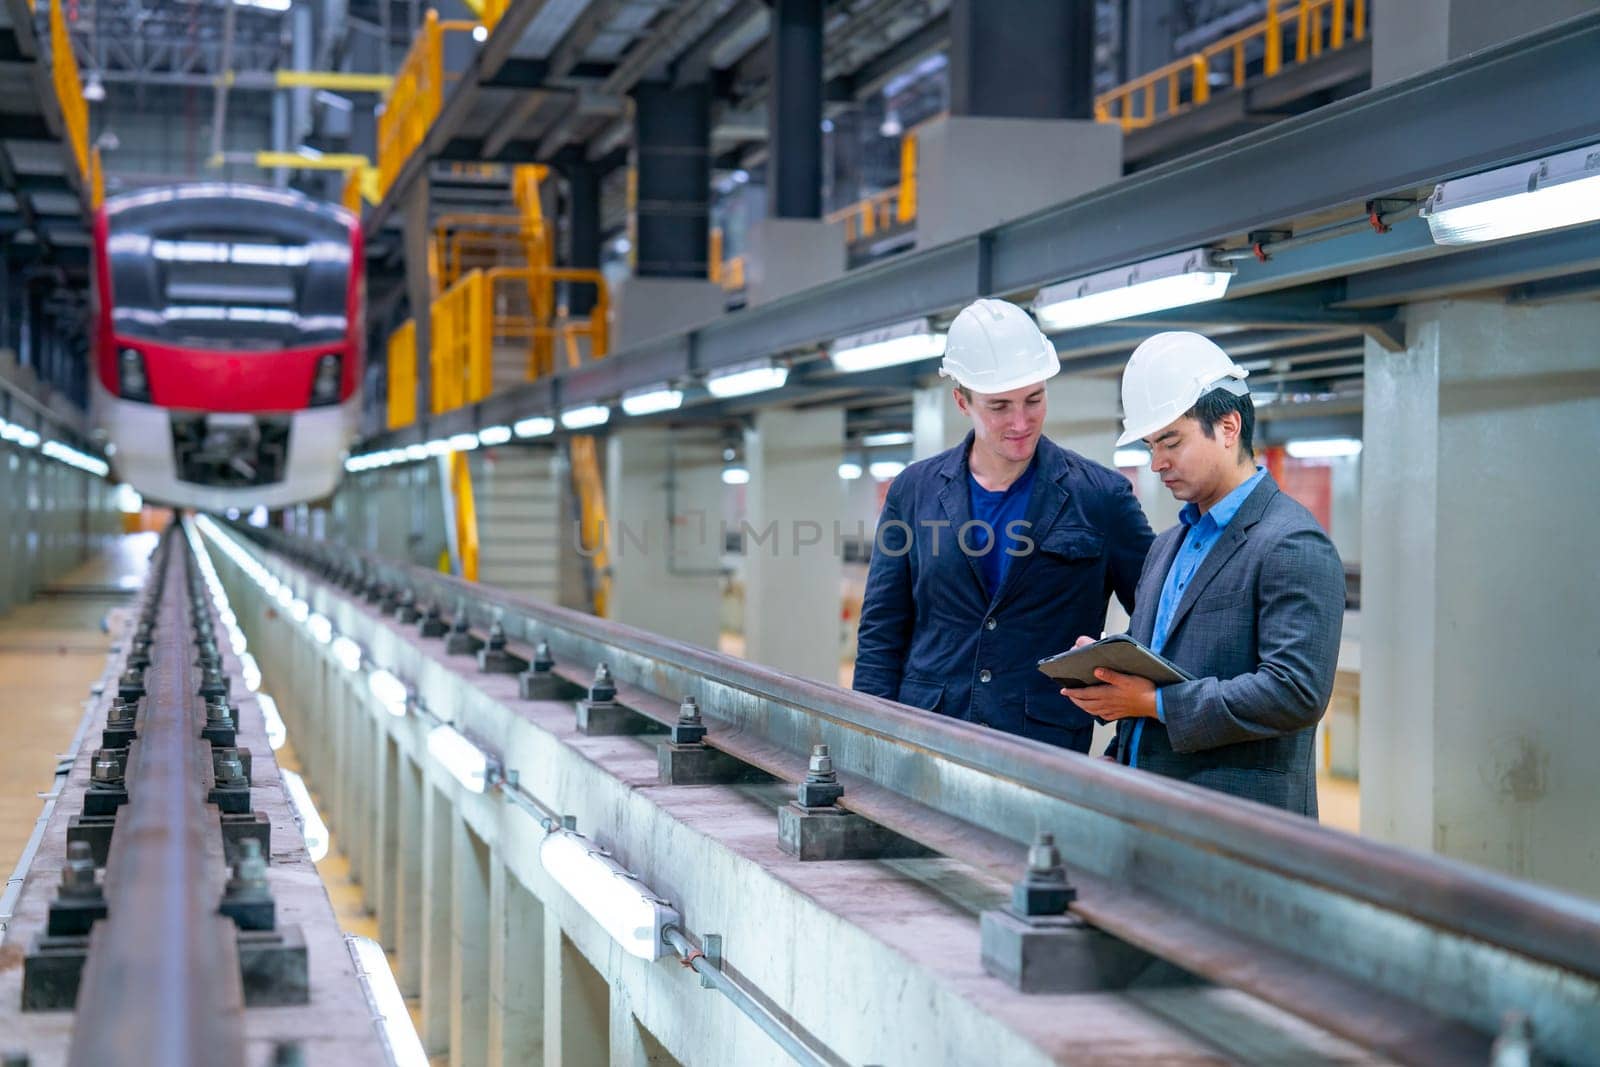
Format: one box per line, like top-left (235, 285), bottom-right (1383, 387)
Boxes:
top-left (1131, 528), bottom-right (1183, 643)
top-left (1162, 478), bottom-right (1278, 640)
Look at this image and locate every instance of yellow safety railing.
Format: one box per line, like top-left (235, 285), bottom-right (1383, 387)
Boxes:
top-left (386, 320), bottom-right (417, 430)
top-left (375, 10), bottom-right (479, 199)
top-left (449, 450), bottom-right (479, 582)
top-left (430, 270), bottom-right (493, 414)
top-left (341, 165), bottom-right (380, 214)
top-left (48, 0), bottom-right (90, 182)
top-left (89, 147), bottom-right (104, 210)
top-left (569, 434), bottom-right (609, 617)
top-left (827, 128), bottom-right (921, 246)
top-left (1095, 0), bottom-right (1367, 132)
top-left (479, 0), bottom-right (510, 34)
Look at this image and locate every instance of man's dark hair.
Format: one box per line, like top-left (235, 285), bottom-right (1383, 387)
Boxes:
top-left (1186, 387), bottom-right (1255, 460)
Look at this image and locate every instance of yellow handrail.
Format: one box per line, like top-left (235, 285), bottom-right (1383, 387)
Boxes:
top-left (48, 0), bottom-right (89, 182)
top-left (375, 12), bottom-right (479, 199)
top-left (89, 147), bottom-right (104, 210)
top-left (386, 320), bottom-right (417, 430)
top-left (1094, 0), bottom-right (1366, 132)
top-left (449, 450), bottom-right (479, 582)
top-left (828, 128), bottom-right (921, 245)
top-left (430, 270), bottom-right (492, 413)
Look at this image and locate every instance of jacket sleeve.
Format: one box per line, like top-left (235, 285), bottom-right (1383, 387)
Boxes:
top-left (1103, 475), bottom-right (1155, 615)
top-left (851, 480), bottom-right (915, 701)
top-left (1158, 526), bottom-right (1345, 753)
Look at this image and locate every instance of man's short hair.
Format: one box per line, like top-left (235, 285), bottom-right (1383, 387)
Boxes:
top-left (1186, 386), bottom-right (1255, 460)
top-left (955, 384), bottom-right (972, 403)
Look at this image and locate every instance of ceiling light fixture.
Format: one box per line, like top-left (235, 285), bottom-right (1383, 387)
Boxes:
top-left (1034, 248), bottom-right (1233, 332)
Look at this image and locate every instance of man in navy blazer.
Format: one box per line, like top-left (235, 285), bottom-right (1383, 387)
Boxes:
top-left (1064, 332), bottom-right (1345, 816)
top-left (853, 300), bottom-right (1154, 753)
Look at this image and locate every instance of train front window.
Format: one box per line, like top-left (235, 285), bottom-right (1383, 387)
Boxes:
top-left (106, 215), bottom-right (350, 352)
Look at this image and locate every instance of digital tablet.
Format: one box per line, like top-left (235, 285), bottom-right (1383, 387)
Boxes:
top-left (1036, 634), bottom-right (1193, 689)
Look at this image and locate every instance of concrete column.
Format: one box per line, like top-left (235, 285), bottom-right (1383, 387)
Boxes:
top-left (421, 786), bottom-right (454, 1054)
top-left (604, 428), bottom-right (723, 649)
top-left (490, 872), bottom-right (544, 1066)
top-left (1360, 299), bottom-right (1600, 899)
top-left (632, 82), bottom-right (712, 279)
top-left (563, 161), bottom-right (602, 317)
top-left (1372, 0), bottom-right (1594, 87)
top-left (949, 0), bottom-right (1094, 120)
top-left (743, 407), bottom-right (844, 682)
top-left (543, 918), bottom-right (609, 1067)
top-left (911, 383), bottom-right (967, 461)
top-left (767, 0), bottom-right (822, 220)
top-left (403, 174), bottom-right (433, 413)
top-left (1043, 373), bottom-right (1119, 467)
top-left (376, 734), bottom-right (400, 948)
top-left (608, 983), bottom-right (680, 1067)
top-left (450, 824), bottom-right (492, 1067)
top-left (396, 757), bottom-right (426, 997)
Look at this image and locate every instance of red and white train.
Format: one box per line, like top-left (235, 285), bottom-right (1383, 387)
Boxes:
top-left (91, 183), bottom-right (363, 511)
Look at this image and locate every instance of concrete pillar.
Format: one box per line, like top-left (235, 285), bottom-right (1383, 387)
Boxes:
top-left (911, 383), bottom-right (967, 461)
top-left (1372, 0), bottom-right (1594, 87)
top-left (563, 161), bottom-right (602, 317)
top-left (403, 174), bottom-right (433, 413)
top-left (1360, 299), bottom-right (1600, 899)
top-left (949, 0), bottom-right (1094, 120)
top-left (608, 984), bottom-right (682, 1067)
top-left (543, 919), bottom-right (609, 1067)
top-left (632, 82), bottom-right (712, 279)
top-left (396, 757), bottom-right (426, 997)
top-left (490, 872), bottom-right (544, 1066)
top-left (604, 428), bottom-right (723, 649)
top-left (1043, 374), bottom-right (1119, 467)
top-left (743, 407), bottom-right (844, 682)
top-left (421, 787), bottom-right (454, 1054)
top-left (767, 0), bottom-right (822, 220)
top-left (450, 823), bottom-right (492, 1067)
top-left (376, 735), bottom-right (401, 948)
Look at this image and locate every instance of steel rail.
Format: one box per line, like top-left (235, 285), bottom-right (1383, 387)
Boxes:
top-left (229, 524), bottom-right (1600, 1064)
top-left (67, 533), bottom-right (248, 1067)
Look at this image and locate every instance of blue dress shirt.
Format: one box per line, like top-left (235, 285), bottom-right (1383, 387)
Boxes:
top-left (1129, 466), bottom-right (1267, 768)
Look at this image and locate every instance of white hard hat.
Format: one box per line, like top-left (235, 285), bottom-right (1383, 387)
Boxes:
top-left (938, 299), bottom-right (1061, 394)
top-left (1117, 331), bottom-right (1250, 446)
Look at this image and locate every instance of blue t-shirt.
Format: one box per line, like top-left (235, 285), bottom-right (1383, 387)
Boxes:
top-left (967, 458), bottom-right (1038, 599)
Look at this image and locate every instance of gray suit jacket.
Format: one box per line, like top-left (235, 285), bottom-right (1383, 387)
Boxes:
top-left (1112, 476), bottom-right (1345, 816)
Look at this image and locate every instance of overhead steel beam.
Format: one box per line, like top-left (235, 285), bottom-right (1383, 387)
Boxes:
top-left (1338, 225), bottom-right (1600, 308)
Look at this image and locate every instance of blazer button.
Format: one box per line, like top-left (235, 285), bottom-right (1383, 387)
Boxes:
top-left (979, 669), bottom-right (992, 683)
top-left (985, 617), bottom-right (997, 631)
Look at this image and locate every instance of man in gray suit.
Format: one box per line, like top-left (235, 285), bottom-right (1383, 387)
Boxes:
top-left (1063, 332), bottom-right (1345, 816)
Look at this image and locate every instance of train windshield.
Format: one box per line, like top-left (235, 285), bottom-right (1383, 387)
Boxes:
top-left (105, 191), bottom-right (351, 352)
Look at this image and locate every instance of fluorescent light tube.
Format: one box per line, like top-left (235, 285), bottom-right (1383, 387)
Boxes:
top-left (274, 585), bottom-right (294, 608)
top-left (240, 653), bottom-right (262, 692)
top-left (1422, 142), bottom-right (1600, 245)
top-left (1034, 248), bottom-right (1233, 332)
top-left (620, 386), bottom-right (684, 416)
top-left (869, 460), bottom-right (906, 481)
top-left (405, 443), bottom-right (429, 462)
top-left (368, 669), bottom-right (409, 718)
top-left (478, 425), bottom-right (512, 446)
top-left (332, 636), bottom-right (363, 672)
top-left (538, 829), bottom-right (680, 960)
top-left (1286, 437), bottom-right (1363, 459)
top-left (280, 768), bottom-right (329, 862)
top-left (721, 466), bottom-right (750, 485)
top-left (347, 935), bottom-right (429, 1067)
top-left (1114, 448), bottom-right (1150, 468)
top-left (290, 598), bottom-right (310, 623)
top-left (838, 462), bottom-right (863, 480)
top-left (256, 693), bottom-right (287, 751)
top-left (307, 613), bottom-right (333, 645)
top-left (560, 404), bottom-right (611, 430)
top-left (514, 416), bottom-right (555, 438)
top-left (707, 361), bottom-right (788, 398)
top-left (831, 319), bottom-right (946, 373)
top-left (448, 433), bottom-right (480, 452)
top-left (425, 439), bottom-right (452, 457)
top-left (426, 724), bottom-right (495, 794)
top-left (862, 431), bottom-right (913, 447)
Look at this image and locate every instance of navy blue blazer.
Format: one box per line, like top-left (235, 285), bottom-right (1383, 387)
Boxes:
top-left (853, 433), bottom-right (1154, 749)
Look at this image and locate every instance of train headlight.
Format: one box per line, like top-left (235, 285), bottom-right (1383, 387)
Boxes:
top-left (310, 353), bottom-right (342, 406)
top-left (118, 348), bottom-right (150, 402)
